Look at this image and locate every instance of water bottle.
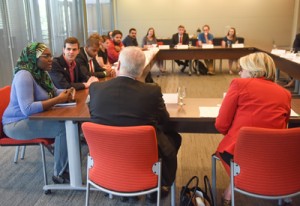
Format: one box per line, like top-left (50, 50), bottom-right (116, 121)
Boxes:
top-left (227, 40), bottom-right (231, 48)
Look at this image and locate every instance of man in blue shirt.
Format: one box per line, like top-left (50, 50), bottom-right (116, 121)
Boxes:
top-left (198, 25), bottom-right (215, 75)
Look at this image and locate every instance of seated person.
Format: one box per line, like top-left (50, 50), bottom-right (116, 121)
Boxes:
top-left (284, 33), bottom-right (300, 87)
top-left (107, 31), bottom-right (113, 40)
top-left (142, 27), bottom-right (164, 72)
top-left (215, 52), bottom-right (291, 206)
top-left (122, 28), bottom-right (138, 47)
top-left (221, 27), bottom-right (238, 74)
top-left (76, 35), bottom-right (115, 79)
top-left (49, 37), bottom-right (98, 90)
top-left (198, 24), bottom-right (215, 75)
top-left (171, 25), bottom-right (189, 73)
top-left (2, 42), bottom-right (74, 184)
top-left (96, 35), bottom-right (111, 69)
top-left (107, 30), bottom-right (124, 64)
top-left (95, 35), bottom-right (115, 77)
top-left (88, 47), bottom-right (182, 202)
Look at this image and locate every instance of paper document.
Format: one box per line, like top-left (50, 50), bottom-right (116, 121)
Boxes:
top-left (163, 93), bottom-right (178, 104)
top-left (55, 102), bottom-right (76, 107)
top-left (158, 45), bottom-right (170, 49)
top-left (202, 44), bottom-right (214, 49)
top-left (176, 45), bottom-right (189, 49)
top-left (290, 109), bottom-right (299, 117)
top-left (231, 43), bottom-right (244, 48)
top-left (199, 106), bottom-right (220, 117)
top-left (271, 49), bottom-right (286, 56)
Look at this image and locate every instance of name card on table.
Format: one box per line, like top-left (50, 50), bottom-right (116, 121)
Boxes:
top-left (163, 93), bottom-right (178, 104)
top-left (271, 49), bottom-right (286, 56)
top-left (176, 45), bottom-right (189, 49)
top-left (290, 109), bottom-right (299, 117)
top-left (202, 44), bottom-right (214, 49)
top-left (199, 106), bottom-right (220, 117)
top-left (231, 43), bottom-right (244, 48)
top-left (158, 45), bottom-right (170, 49)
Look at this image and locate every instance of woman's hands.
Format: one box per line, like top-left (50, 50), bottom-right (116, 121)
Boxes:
top-left (57, 88), bottom-right (75, 103)
top-left (42, 87), bottom-right (76, 110)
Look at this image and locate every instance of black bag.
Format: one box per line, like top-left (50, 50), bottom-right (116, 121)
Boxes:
top-left (192, 60), bottom-right (208, 75)
top-left (180, 175), bottom-right (214, 206)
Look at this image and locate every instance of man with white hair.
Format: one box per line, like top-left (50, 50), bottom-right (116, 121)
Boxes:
top-left (89, 46), bottom-right (182, 202)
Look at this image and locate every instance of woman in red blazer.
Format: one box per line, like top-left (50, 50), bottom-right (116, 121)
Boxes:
top-left (215, 52), bottom-right (291, 206)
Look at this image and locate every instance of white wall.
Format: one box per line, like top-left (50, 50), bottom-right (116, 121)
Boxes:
top-left (114, 0), bottom-right (296, 50)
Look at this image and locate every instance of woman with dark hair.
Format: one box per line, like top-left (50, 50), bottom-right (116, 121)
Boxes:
top-left (221, 27), bottom-right (238, 74)
top-left (2, 42), bottom-right (74, 184)
top-left (142, 27), bottom-right (164, 73)
top-left (141, 27), bottom-right (157, 48)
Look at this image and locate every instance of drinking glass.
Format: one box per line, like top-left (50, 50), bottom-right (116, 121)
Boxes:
top-left (178, 86), bottom-right (186, 106)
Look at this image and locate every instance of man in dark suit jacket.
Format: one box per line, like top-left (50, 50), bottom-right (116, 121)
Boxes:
top-left (293, 33), bottom-right (300, 53)
top-left (49, 37), bottom-right (98, 90)
top-left (76, 35), bottom-right (115, 79)
top-left (171, 25), bottom-right (190, 72)
top-left (284, 33), bottom-right (300, 87)
top-left (89, 47), bottom-right (181, 193)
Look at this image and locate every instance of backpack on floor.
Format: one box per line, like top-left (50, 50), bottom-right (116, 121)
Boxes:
top-left (192, 60), bottom-right (208, 75)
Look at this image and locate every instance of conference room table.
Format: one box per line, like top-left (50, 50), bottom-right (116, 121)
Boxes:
top-left (29, 87), bottom-right (300, 192)
top-left (155, 46), bottom-right (300, 80)
top-left (29, 46), bottom-right (300, 192)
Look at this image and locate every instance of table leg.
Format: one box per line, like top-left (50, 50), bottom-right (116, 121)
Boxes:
top-left (43, 120), bottom-right (85, 191)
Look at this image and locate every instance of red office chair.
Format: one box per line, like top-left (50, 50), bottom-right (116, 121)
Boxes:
top-left (82, 122), bottom-right (176, 206)
top-left (0, 85), bottom-right (54, 188)
top-left (229, 127), bottom-right (300, 206)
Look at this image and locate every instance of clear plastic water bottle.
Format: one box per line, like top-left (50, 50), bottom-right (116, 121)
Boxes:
top-left (227, 40), bottom-right (231, 48)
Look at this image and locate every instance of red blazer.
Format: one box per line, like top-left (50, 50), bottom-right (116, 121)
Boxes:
top-left (216, 78), bottom-right (291, 155)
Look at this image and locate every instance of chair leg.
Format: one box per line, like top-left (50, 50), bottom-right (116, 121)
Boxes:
top-left (14, 146), bottom-right (20, 163)
top-left (212, 154), bottom-right (218, 206)
top-left (21, 145), bottom-right (26, 160)
top-left (172, 60), bottom-right (175, 73)
top-left (157, 186), bottom-right (161, 206)
top-left (85, 182), bottom-right (90, 206)
top-left (230, 161), bottom-right (235, 206)
top-left (171, 181), bottom-right (176, 206)
top-left (219, 59), bottom-right (223, 73)
top-left (40, 144), bottom-right (48, 186)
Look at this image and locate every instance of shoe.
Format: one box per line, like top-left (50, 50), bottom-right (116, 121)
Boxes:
top-left (207, 71), bottom-right (215, 75)
top-left (221, 196), bottom-right (231, 206)
top-left (159, 68), bottom-right (166, 73)
top-left (52, 171), bottom-right (70, 184)
top-left (146, 186), bottom-right (170, 203)
top-left (180, 65), bottom-right (186, 72)
top-left (176, 61), bottom-right (183, 67)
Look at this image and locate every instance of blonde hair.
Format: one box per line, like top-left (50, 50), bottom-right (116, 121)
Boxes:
top-left (239, 52), bottom-right (276, 81)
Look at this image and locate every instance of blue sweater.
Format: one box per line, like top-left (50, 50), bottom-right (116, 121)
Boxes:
top-left (2, 70), bottom-right (61, 124)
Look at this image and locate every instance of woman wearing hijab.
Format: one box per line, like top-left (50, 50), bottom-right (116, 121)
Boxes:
top-left (2, 42), bottom-right (74, 184)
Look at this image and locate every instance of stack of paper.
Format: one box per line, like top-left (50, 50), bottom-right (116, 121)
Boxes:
top-left (162, 93), bottom-right (178, 104)
top-left (199, 106), bottom-right (220, 117)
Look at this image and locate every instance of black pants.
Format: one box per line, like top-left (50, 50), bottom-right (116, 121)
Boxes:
top-left (158, 130), bottom-right (182, 186)
top-left (175, 60), bottom-right (189, 67)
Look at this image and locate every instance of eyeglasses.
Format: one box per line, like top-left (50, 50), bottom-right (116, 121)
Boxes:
top-left (40, 54), bottom-right (53, 60)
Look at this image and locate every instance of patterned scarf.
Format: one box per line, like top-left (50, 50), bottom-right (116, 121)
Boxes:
top-left (14, 42), bottom-right (55, 98)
